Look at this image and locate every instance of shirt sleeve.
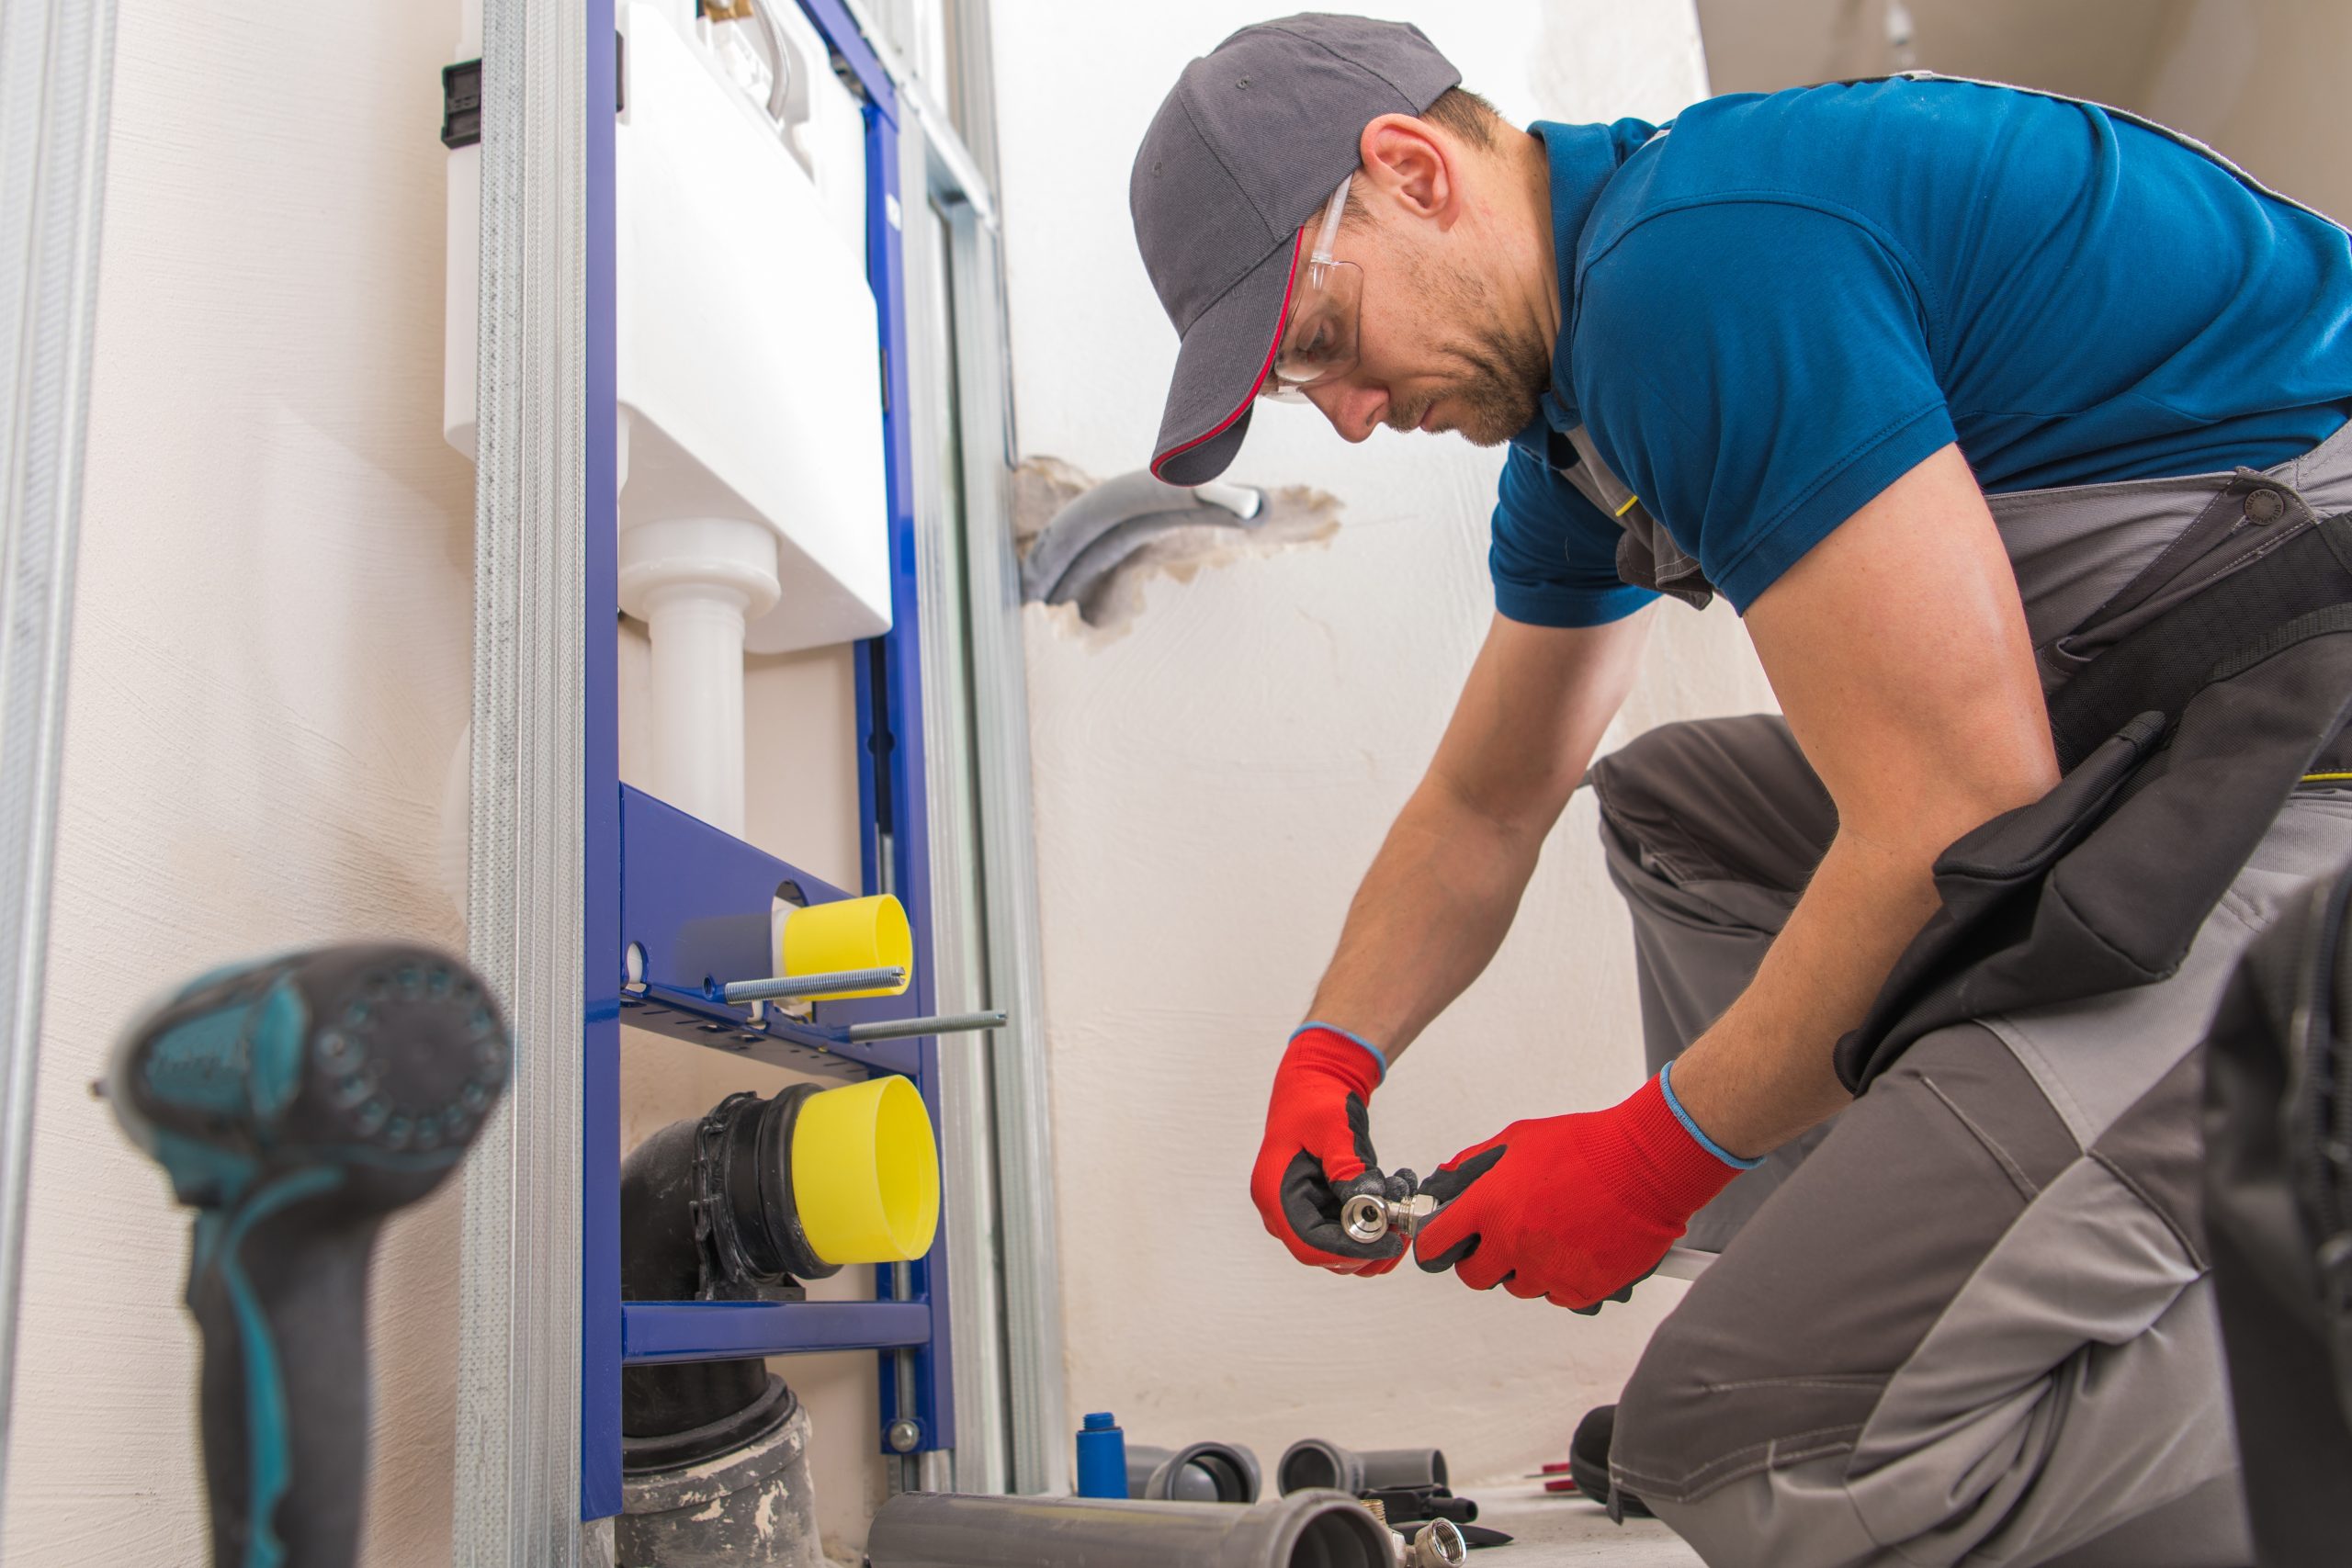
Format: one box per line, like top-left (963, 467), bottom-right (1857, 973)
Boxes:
top-left (1488, 442), bottom-right (1661, 627)
top-left (1573, 200), bottom-right (1959, 611)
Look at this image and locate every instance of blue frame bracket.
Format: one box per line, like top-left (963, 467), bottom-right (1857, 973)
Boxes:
top-left (582, 0), bottom-right (624, 1523)
top-left (616, 784), bottom-right (923, 1079)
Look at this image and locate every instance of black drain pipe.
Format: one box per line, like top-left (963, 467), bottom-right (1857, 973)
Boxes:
top-left (616, 1087), bottom-right (838, 1565)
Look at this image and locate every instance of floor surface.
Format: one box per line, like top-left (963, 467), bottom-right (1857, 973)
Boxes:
top-left (1461, 1482), bottom-right (1704, 1565)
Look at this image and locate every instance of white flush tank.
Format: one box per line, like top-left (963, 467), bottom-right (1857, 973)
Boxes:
top-left (445, 0), bottom-right (890, 834)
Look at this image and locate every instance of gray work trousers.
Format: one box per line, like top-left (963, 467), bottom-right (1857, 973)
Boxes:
top-left (1591, 716), bottom-right (2352, 1568)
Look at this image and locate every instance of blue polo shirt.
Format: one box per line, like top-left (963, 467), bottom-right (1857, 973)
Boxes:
top-left (1492, 77), bottom-right (2352, 627)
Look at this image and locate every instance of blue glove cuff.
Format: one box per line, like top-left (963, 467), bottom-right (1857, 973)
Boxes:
top-left (1659, 1060), bottom-right (1762, 1170)
top-left (1292, 1021), bottom-right (1387, 1083)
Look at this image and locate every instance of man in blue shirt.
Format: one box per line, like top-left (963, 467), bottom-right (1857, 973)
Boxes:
top-left (1131, 16), bottom-right (2352, 1563)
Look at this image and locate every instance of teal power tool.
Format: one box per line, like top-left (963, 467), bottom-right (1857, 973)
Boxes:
top-left (107, 944), bottom-right (510, 1568)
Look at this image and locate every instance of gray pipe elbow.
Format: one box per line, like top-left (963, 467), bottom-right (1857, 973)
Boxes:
top-left (1020, 470), bottom-right (1269, 609)
top-left (1125, 1440), bottom-right (1261, 1502)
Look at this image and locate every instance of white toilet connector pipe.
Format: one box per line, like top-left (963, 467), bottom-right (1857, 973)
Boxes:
top-left (617, 515), bottom-right (781, 837)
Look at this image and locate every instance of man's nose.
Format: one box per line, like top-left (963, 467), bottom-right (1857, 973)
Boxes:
top-left (1307, 379), bottom-right (1385, 444)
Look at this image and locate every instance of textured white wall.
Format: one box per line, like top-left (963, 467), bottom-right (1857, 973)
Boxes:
top-left (0, 0), bottom-right (476, 1559)
top-left (994, 1), bottom-right (1779, 1484)
top-left (0, 1), bottom-right (884, 1562)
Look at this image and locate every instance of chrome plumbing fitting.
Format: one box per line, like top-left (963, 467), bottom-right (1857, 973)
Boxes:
top-left (1400, 1518), bottom-right (1467, 1568)
top-left (1340, 1190), bottom-right (1433, 1246)
top-left (1361, 1500), bottom-right (1465, 1568)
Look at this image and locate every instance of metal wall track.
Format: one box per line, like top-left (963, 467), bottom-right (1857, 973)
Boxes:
top-left (0, 0), bottom-right (118, 1528)
top-left (899, 113), bottom-right (1010, 1497)
top-left (451, 0), bottom-right (593, 1556)
top-left (885, 0), bottom-right (1068, 1495)
top-left (949, 209), bottom-right (1069, 1498)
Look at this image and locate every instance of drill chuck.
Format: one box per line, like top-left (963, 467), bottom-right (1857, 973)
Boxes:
top-left (111, 943), bottom-right (509, 1568)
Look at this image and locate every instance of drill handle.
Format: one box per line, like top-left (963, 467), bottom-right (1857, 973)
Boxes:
top-left (188, 1189), bottom-right (379, 1568)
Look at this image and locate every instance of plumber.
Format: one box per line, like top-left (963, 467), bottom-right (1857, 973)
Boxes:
top-left (1127, 14), bottom-right (2352, 1565)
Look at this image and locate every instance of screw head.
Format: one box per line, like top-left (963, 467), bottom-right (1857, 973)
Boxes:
top-left (886, 1417), bottom-right (922, 1453)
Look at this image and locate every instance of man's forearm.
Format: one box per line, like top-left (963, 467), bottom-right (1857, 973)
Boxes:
top-left (1306, 781), bottom-right (1544, 1064)
top-left (1666, 829), bottom-right (1945, 1158)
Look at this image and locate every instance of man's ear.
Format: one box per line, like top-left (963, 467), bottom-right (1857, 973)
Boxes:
top-left (1356, 112), bottom-right (1457, 227)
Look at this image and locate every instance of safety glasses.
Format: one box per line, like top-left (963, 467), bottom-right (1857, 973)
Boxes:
top-left (1261, 177), bottom-right (1363, 402)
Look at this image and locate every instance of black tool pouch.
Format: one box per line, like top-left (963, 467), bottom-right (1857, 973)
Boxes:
top-left (1837, 515), bottom-right (2352, 1092)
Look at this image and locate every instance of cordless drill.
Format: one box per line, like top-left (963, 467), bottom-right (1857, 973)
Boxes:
top-left (108, 943), bottom-right (510, 1568)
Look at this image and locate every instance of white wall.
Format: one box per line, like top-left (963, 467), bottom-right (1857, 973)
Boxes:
top-left (1, 0), bottom-right (475, 1559)
top-left (1696, 0), bottom-right (2352, 226)
top-left (0, 2), bottom-right (885, 1562)
top-left (2137, 0), bottom-right (2352, 225)
top-left (993, 1), bottom-right (1778, 1486)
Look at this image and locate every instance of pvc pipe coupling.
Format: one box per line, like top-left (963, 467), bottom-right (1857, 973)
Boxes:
top-left (1276, 1439), bottom-right (1448, 1496)
top-left (1125, 1441), bottom-right (1262, 1504)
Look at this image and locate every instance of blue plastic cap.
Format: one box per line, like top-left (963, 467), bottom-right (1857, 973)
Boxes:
top-left (1082, 1412), bottom-right (1117, 1429)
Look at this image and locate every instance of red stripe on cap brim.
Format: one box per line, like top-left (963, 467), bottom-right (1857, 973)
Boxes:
top-left (1149, 228), bottom-right (1307, 483)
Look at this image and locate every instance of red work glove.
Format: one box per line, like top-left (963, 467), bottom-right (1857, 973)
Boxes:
top-left (1250, 1024), bottom-right (1410, 1275)
top-left (1413, 1065), bottom-right (1752, 1311)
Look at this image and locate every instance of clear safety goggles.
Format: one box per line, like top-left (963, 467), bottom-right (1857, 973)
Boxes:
top-left (1260, 177), bottom-right (1363, 402)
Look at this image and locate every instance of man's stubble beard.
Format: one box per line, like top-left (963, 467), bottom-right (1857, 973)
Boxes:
top-left (1448, 324), bottom-right (1550, 446)
top-left (1410, 251), bottom-right (1552, 446)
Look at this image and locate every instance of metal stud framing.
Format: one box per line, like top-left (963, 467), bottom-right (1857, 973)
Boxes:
top-left (0, 0), bottom-right (118, 1528)
top-left (451, 0), bottom-right (599, 1555)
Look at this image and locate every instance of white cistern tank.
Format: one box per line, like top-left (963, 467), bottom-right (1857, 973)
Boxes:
top-left (444, 0), bottom-right (889, 838)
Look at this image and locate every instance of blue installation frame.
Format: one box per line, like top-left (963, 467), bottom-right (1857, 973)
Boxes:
top-left (578, 0), bottom-right (953, 1520)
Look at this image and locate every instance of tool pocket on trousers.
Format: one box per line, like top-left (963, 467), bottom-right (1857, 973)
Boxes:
top-left (1927, 710), bottom-right (2165, 920)
top-left (1837, 712), bottom-right (2167, 1090)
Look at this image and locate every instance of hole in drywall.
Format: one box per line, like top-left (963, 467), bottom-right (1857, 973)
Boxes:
top-left (1014, 456), bottom-right (1342, 638)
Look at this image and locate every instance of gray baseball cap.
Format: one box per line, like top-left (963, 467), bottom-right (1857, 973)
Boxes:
top-left (1130, 14), bottom-right (1461, 484)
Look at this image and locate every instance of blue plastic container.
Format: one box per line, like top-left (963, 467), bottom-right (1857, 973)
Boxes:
top-left (1074, 1411), bottom-right (1127, 1499)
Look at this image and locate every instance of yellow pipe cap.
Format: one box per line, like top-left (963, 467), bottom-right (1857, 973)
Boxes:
top-left (791, 1075), bottom-right (940, 1265)
top-left (780, 894), bottom-right (912, 1000)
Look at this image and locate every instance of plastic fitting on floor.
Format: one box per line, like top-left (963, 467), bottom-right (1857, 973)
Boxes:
top-left (1275, 1439), bottom-right (1448, 1495)
top-left (1125, 1440), bottom-right (1263, 1503)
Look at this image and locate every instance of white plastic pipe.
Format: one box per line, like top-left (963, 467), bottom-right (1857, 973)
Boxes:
top-left (617, 515), bottom-right (781, 835)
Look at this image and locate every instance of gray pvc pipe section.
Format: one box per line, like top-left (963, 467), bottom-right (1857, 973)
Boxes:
top-left (1020, 471), bottom-right (1265, 609)
top-left (1276, 1439), bottom-right (1449, 1495)
top-left (1126, 1441), bottom-right (1262, 1503)
top-left (867, 1488), bottom-right (1393, 1568)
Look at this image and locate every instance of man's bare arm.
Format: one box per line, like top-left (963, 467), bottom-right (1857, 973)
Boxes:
top-left (1668, 443), bottom-right (2060, 1156)
top-left (1307, 609), bottom-right (1650, 1063)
